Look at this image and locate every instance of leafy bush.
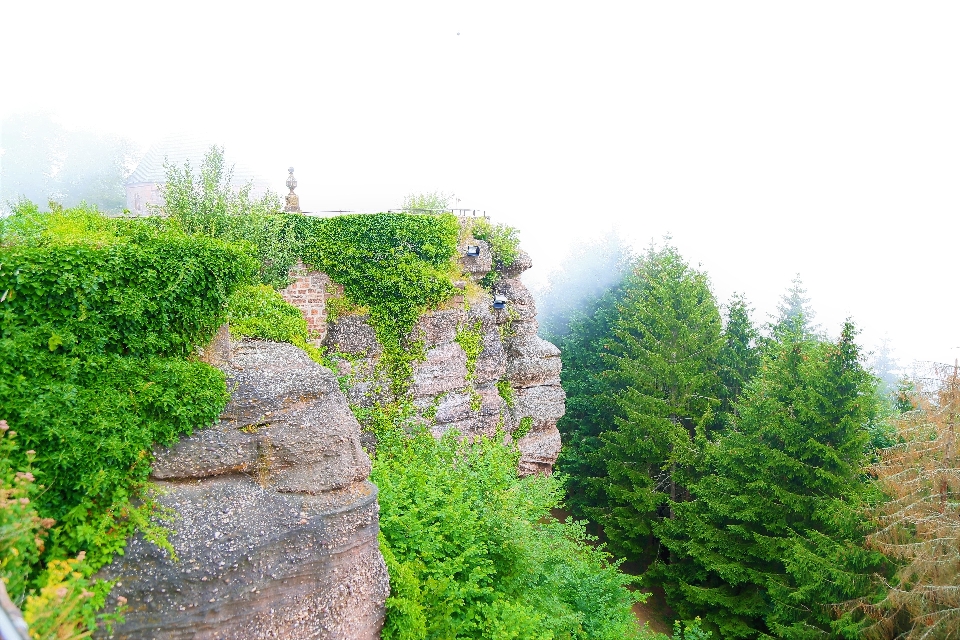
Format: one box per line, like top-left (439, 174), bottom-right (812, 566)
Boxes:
top-left (160, 145), bottom-right (298, 288)
top-left (226, 284), bottom-right (324, 362)
top-left (0, 205), bottom-right (250, 570)
top-left (470, 218), bottom-right (521, 287)
top-left (372, 414), bottom-right (641, 640)
top-left (0, 422), bottom-right (115, 638)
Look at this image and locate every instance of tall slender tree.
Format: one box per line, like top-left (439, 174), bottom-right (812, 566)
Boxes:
top-left (716, 294), bottom-right (760, 424)
top-left (850, 363), bottom-right (960, 639)
top-left (771, 274), bottom-right (820, 339)
top-left (554, 281), bottom-right (632, 518)
top-left (653, 323), bottom-right (884, 639)
top-left (590, 244), bottom-right (723, 565)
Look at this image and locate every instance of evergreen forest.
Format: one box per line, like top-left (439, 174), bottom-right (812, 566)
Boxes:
top-left (540, 239), bottom-right (960, 639)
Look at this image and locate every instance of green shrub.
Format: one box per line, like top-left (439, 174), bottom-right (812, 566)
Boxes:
top-left (372, 414), bottom-right (641, 640)
top-left (470, 218), bottom-right (520, 287)
top-left (496, 379), bottom-right (515, 409)
top-left (455, 320), bottom-right (483, 382)
top-left (0, 421), bottom-right (117, 637)
top-left (226, 284), bottom-right (325, 363)
top-left (0, 205), bottom-right (251, 571)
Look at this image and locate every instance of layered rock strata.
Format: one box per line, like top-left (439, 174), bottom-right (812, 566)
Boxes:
top-left (96, 339), bottom-right (388, 639)
top-left (323, 239), bottom-right (565, 475)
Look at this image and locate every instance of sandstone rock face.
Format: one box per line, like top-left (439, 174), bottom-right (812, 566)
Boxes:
top-left (96, 340), bottom-right (389, 639)
top-left (321, 240), bottom-right (565, 476)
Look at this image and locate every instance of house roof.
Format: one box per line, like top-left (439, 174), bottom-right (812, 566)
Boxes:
top-left (125, 133), bottom-right (273, 195)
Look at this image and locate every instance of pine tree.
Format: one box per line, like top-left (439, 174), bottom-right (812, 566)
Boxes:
top-left (554, 281), bottom-right (632, 518)
top-left (716, 294), bottom-right (760, 423)
top-left (851, 363), bottom-right (960, 639)
top-left (591, 245), bottom-right (723, 565)
top-left (771, 274), bottom-right (820, 339)
top-left (653, 323), bottom-right (883, 639)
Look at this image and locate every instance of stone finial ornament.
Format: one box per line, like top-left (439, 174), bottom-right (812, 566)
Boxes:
top-left (284, 167), bottom-right (301, 213)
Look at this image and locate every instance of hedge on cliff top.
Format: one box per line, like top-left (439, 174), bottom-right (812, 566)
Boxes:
top-left (0, 202), bottom-right (254, 573)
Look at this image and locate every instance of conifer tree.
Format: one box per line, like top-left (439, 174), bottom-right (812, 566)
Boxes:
top-left (591, 245), bottom-right (723, 565)
top-left (716, 294), bottom-right (760, 422)
top-left (851, 363), bottom-right (960, 639)
top-left (771, 274), bottom-right (820, 339)
top-left (554, 280), bottom-right (633, 518)
top-left (653, 323), bottom-right (883, 639)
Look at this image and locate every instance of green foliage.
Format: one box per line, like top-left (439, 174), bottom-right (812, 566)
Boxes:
top-left (592, 245), bottom-right (723, 564)
top-left (653, 323), bottom-right (885, 639)
top-left (471, 218), bottom-right (521, 287)
top-left (225, 284), bottom-right (325, 363)
top-left (401, 191), bottom-right (453, 214)
top-left (769, 274), bottom-right (820, 340)
top-left (1, 422), bottom-right (119, 637)
top-left (496, 379), bottom-right (515, 409)
top-left (161, 145), bottom-right (297, 288)
top-left (716, 294), bottom-right (760, 421)
top-left (372, 413), bottom-right (641, 639)
top-left (0, 205), bottom-right (249, 574)
top-left (514, 417), bottom-right (534, 441)
top-left (554, 281), bottom-right (631, 518)
top-left (455, 320), bottom-right (484, 382)
top-left (301, 213), bottom-right (460, 395)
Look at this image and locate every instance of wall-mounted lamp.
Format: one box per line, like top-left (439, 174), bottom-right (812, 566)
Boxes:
top-left (466, 245), bottom-right (481, 257)
top-left (492, 295), bottom-right (508, 310)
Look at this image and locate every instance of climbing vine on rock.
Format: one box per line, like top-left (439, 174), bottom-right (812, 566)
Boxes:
top-left (300, 213), bottom-right (460, 395)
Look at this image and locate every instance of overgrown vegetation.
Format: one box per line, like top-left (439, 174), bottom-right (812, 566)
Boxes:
top-left (469, 217), bottom-right (521, 287)
top-left (372, 412), bottom-right (643, 640)
top-left (0, 202), bottom-right (251, 632)
top-left (226, 284), bottom-right (324, 362)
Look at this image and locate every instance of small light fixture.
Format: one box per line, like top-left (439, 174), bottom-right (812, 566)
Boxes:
top-left (466, 245), bottom-right (481, 257)
top-left (492, 295), bottom-right (508, 309)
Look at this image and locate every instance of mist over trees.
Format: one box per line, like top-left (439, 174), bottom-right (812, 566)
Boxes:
top-left (540, 237), bottom-right (960, 638)
top-left (0, 112), bottom-right (138, 213)
top-left (535, 230), bottom-right (635, 340)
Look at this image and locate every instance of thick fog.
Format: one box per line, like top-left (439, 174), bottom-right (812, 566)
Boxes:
top-left (2, 1), bottom-right (958, 367)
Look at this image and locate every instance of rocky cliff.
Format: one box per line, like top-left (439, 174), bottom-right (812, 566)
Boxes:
top-left (95, 225), bottom-right (564, 637)
top-left (323, 238), bottom-right (565, 475)
top-left (96, 339), bottom-right (389, 639)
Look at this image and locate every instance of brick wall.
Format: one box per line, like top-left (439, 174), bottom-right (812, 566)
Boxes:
top-left (280, 263), bottom-right (338, 344)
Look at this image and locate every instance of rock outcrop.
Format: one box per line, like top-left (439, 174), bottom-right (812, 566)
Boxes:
top-left (96, 339), bottom-right (389, 639)
top-left (323, 230), bottom-right (565, 475)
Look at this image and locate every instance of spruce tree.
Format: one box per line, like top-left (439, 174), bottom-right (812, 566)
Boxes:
top-left (653, 323), bottom-right (884, 639)
top-left (717, 294), bottom-right (760, 423)
top-left (554, 281), bottom-right (632, 518)
top-left (591, 245), bottom-right (723, 565)
top-left (771, 274), bottom-right (820, 339)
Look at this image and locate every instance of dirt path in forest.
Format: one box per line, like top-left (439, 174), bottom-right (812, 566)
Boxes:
top-left (630, 585), bottom-right (675, 635)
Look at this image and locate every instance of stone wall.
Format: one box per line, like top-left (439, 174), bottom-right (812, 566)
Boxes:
top-left (279, 262), bottom-right (338, 343)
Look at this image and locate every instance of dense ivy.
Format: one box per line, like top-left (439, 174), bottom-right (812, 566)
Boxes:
top-left (0, 204), bottom-right (252, 570)
top-left (300, 213), bottom-right (460, 394)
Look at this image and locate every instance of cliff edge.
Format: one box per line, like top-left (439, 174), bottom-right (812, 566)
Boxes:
top-left (96, 339), bottom-right (389, 639)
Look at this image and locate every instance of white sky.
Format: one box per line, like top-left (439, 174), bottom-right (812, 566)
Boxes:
top-left (2, 1), bottom-right (958, 367)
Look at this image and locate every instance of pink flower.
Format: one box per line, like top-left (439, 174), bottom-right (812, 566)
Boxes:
top-left (55, 587), bottom-right (68, 599)
top-left (0, 420), bottom-right (7, 431)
